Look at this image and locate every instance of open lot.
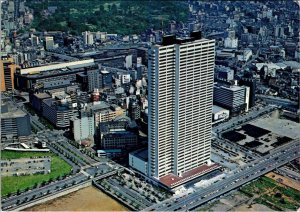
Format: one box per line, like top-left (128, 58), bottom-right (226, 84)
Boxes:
top-left (240, 176), bottom-right (300, 210)
top-left (1, 150), bottom-right (72, 196)
top-left (222, 111), bottom-right (298, 154)
top-left (266, 172), bottom-right (300, 191)
top-left (199, 175), bottom-right (300, 211)
top-left (252, 112), bottom-right (300, 139)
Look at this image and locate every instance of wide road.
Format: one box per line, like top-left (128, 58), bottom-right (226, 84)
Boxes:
top-left (212, 104), bottom-right (276, 134)
top-left (57, 139), bottom-right (97, 165)
top-left (2, 173), bottom-right (88, 211)
top-left (277, 167), bottom-right (300, 181)
top-left (144, 140), bottom-right (300, 211)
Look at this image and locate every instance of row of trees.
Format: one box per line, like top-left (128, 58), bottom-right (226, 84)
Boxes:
top-left (5, 173), bottom-right (71, 199)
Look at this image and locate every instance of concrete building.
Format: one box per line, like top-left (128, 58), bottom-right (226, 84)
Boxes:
top-left (99, 121), bottom-right (138, 150)
top-left (295, 33), bottom-right (300, 62)
top-left (83, 31), bottom-right (94, 45)
top-left (89, 101), bottom-right (124, 127)
top-left (1, 103), bottom-right (31, 139)
top-left (0, 57), bottom-right (17, 91)
top-left (213, 83), bottom-right (249, 114)
top-left (87, 68), bottom-right (101, 92)
top-left (239, 78), bottom-right (256, 108)
top-left (212, 105), bottom-right (230, 122)
top-left (101, 69), bottom-right (113, 88)
top-left (45, 36), bottom-right (55, 50)
top-left (129, 148), bottom-right (148, 175)
top-left (236, 49), bottom-right (252, 62)
top-left (128, 101), bottom-right (141, 120)
top-left (29, 92), bottom-right (51, 114)
top-left (124, 55), bottom-right (132, 69)
top-left (42, 97), bottom-right (73, 128)
top-left (15, 59), bottom-right (95, 91)
top-left (224, 30), bottom-right (238, 49)
top-left (216, 66), bottom-right (234, 81)
top-left (18, 59), bottom-right (94, 75)
top-left (148, 32), bottom-right (215, 179)
top-left (70, 111), bottom-right (95, 142)
top-left (117, 72), bottom-right (131, 84)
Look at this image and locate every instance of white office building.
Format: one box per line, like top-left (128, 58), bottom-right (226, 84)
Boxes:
top-left (224, 30), bottom-right (238, 49)
top-left (148, 34), bottom-right (215, 179)
top-left (83, 31), bottom-right (94, 46)
top-left (45, 36), bottom-right (55, 50)
top-left (213, 83), bottom-right (250, 113)
top-left (70, 114), bottom-right (95, 142)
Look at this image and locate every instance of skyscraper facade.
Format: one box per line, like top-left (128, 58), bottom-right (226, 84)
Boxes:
top-left (87, 68), bottom-right (101, 92)
top-left (148, 34), bottom-right (215, 179)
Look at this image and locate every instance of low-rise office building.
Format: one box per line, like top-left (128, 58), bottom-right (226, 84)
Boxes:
top-left (129, 148), bottom-right (148, 175)
top-left (14, 59), bottom-right (95, 91)
top-left (42, 96), bottom-right (73, 128)
top-left (1, 102), bottom-right (31, 139)
top-left (29, 92), bottom-right (51, 114)
top-left (212, 105), bottom-right (230, 122)
top-left (99, 121), bottom-right (138, 150)
top-left (92, 102), bottom-right (124, 127)
top-left (213, 83), bottom-right (249, 114)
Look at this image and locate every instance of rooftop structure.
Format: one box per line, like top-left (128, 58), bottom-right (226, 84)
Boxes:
top-left (19, 59), bottom-right (94, 75)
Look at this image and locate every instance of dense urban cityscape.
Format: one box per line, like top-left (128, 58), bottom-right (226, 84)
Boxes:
top-left (1, 0), bottom-right (300, 211)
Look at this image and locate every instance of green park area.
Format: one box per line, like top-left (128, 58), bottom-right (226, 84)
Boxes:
top-left (240, 176), bottom-right (300, 210)
top-left (1, 150), bottom-right (72, 197)
top-left (25, 0), bottom-right (188, 35)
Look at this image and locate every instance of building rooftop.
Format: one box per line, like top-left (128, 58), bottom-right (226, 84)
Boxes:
top-left (255, 62), bottom-right (282, 71)
top-left (1, 102), bottom-right (27, 119)
top-left (20, 59), bottom-right (95, 75)
top-left (283, 61), bottom-right (300, 70)
top-left (213, 105), bottom-right (229, 113)
top-left (131, 148), bottom-right (148, 161)
top-left (159, 163), bottom-right (220, 188)
top-left (34, 92), bottom-right (51, 99)
top-left (215, 84), bottom-right (244, 92)
top-left (89, 101), bottom-right (110, 111)
top-left (101, 70), bottom-right (110, 74)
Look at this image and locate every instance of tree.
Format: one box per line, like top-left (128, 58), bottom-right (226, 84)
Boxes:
top-left (111, 3), bottom-right (117, 13)
top-left (33, 182), bottom-right (38, 188)
top-left (280, 198), bottom-right (285, 204)
top-left (275, 192), bottom-right (282, 198)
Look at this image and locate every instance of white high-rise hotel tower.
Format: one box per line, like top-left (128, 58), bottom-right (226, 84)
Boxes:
top-left (148, 32), bottom-right (215, 179)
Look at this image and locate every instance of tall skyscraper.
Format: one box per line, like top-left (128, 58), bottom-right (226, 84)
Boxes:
top-left (148, 33), bottom-right (215, 179)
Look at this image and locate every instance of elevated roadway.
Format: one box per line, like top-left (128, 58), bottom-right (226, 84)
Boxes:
top-left (144, 139), bottom-right (300, 211)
